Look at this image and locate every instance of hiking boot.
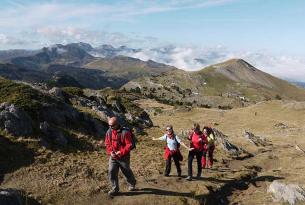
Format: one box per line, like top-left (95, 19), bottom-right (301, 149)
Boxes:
top-left (128, 185), bottom-right (136, 191)
top-left (196, 175), bottom-right (201, 179)
top-left (164, 174), bottom-right (170, 177)
top-left (178, 173), bottom-right (182, 177)
top-left (185, 176), bottom-right (192, 181)
top-left (108, 189), bottom-right (119, 196)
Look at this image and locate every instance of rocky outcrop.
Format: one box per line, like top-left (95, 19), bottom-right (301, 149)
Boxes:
top-left (268, 181), bottom-right (305, 205)
top-left (48, 87), bottom-right (65, 100)
top-left (0, 188), bottom-right (40, 205)
top-left (0, 103), bottom-right (33, 136)
top-left (39, 121), bottom-right (68, 146)
top-left (244, 131), bottom-right (271, 146)
top-left (213, 128), bottom-right (252, 158)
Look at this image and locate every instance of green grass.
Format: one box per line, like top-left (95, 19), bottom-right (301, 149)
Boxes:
top-left (62, 87), bottom-right (84, 97)
top-left (0, 77), bottom-right (60, 114)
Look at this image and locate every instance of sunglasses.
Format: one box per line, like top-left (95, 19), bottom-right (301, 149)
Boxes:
top-left (166, 128), bottom-right (172, 131)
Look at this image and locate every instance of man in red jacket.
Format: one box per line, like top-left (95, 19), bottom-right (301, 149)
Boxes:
top-left (105, 117), bottom-right (136, 196)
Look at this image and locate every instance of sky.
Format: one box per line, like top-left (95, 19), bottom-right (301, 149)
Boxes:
top-left (0, 0), bottom-right (305, 82)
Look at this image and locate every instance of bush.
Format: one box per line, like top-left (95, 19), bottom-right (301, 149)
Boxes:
top-left (62, 87), bottom-right (84, 97)
top-left (0, 78), bottom-right (60, 114)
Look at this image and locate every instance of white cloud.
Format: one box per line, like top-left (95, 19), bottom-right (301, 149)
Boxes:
top-left (117, 44), bottom-right (305, 82)
top-left (0, 33), bottom-right (8, 44)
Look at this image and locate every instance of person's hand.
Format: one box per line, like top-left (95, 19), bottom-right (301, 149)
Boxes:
top-left (188, 147), bottom-right (195, 151)
top-left (115, 151), bottom-right (121, 156)
top-left (111, 151), bottom-right (116, 158)
top-left (152, 137), bottom-right (156, 140)
top-left (97, 140), bottom-right (104, 147)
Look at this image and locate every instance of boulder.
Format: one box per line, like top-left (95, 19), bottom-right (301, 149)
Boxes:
top-left (0, 188), bottom-right (40, 205)
top-left (0, 189), bottom-right (23, 205)
top-left (39, 121), bottom-right (68, 146)
top-left (213, 128), bottom-right (251, 157)
top-left (268, 181), bottom-right (305, 205)
top-left (244, 131), bottom-right (271, 146)
top-left (0, 103), bottom-right (33, 136)
top-left (48, 87), bottom-right (64, 100)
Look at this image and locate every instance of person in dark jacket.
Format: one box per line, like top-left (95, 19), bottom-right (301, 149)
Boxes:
top-left (186, 123), bottom-right (205, 180)
top-left (104, 117), bottom-right (136, 196)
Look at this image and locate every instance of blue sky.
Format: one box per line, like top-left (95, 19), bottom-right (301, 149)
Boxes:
top-left (0, 0), bottom-right (305, 81)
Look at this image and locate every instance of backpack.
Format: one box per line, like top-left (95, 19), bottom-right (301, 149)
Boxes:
top-left (165, 134), bottom-right (180, 149)
top-left (107, 127), bottom-right (136, 150)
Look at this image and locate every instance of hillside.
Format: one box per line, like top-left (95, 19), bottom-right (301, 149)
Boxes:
top-left (84, 56), bottom-right (176, 80)
top-left (123, 59), bottom-right (305, 108)
top-left (1, 96), bottom-right (305, 204)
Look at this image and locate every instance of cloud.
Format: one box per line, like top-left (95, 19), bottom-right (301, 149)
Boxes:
top-left (117, 44), bottom-right (305, 82)
top-left (0, 0), bottom-right (238, 31)
top-left (0, 33), bottom-right (8, 44)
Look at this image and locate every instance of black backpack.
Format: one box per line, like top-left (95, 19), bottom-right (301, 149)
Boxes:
top-left (107, 127), bottom-right (136, 150)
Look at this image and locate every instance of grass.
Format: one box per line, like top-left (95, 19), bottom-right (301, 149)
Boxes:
top-left (62, 86), bottom-right (84, 97)
top-left (0, 77), bottom-right (61, 115)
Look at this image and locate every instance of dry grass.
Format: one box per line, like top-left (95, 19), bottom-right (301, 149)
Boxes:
top-left (1, 99), bottom-right (305, 204)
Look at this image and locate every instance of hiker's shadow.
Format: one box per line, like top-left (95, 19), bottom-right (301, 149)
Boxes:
top-left (118, 188), bottom-right (194, 197)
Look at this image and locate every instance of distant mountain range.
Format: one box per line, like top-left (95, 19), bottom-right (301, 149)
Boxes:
top-left (0, 42), bottom-right (305, 108)
top-left (0, 43), bottom-right (175, 89)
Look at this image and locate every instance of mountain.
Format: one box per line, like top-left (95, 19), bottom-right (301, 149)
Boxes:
top-left (0, 49), bottom-right (39, 62)
top-left (123, 59), bottom-right (305, 108)
top-left (1, 43), bottom-right (176, 89)
top-left (84, 55), bottom-right (176, 80)
top-left (291, 81), bottom-right (305, 88)
top-left (89, 44), bottom-right (140, 58)
top-left (10, 43), bottom-right (95, 70)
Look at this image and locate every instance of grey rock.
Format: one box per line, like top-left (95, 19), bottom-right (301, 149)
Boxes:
top-left (0, 189), bottom-right (23, 205)
top-left (49, 87), bottom-right (64, 100)
top-left (244, 131), bottom-right (270, 146)
top-left (39, 121), bottom-right (68, 146)
top-left (213, 128), bottom-right (250, 156)
top-left (268, 181), bottom-right (305, 205)
top-left (0, 103), bottom-right (33, 136)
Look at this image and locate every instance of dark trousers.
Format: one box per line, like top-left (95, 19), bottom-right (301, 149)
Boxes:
top-left (165, 154), bottom-right (181, 176)
top-left (108, 154), bottom-right (136, 192)
top-left (188, 150), bottom-right (203, 177)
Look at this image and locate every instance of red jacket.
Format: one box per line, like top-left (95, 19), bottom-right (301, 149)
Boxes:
top-left (188, 132), bottom-right (206, 151)
top-left (105, 128), bottom-right (132, 159)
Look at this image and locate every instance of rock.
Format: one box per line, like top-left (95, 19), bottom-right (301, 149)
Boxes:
top-left (268, 181), bottom-right (305, 205)
top-left (213, 128), bottom-right (251, 157)
top-left (0, 103), bottom-right (33, 136)
top-left (274, 123), bottom-right (289, 129)
top-left (40, 104), bottom-right (80, 126)
top-left (0, 188), bottom-right (40, 205)
top-left (0, 189), bottom-right (22, 205)
top-left (39, 121), bottom-right (68, 146)
top-left (244, 131), bottom-right (270, 146)
top-left (48, 87), bottom-right (64, 100)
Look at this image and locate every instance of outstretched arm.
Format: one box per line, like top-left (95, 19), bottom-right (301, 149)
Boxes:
top-left (152, 135), bottom-right (166, 141)
top-left (180, 141), bottom-right (194, 151)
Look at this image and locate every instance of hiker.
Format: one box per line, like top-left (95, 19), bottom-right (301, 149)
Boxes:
top-left (152, 125), bottom-right (191, 177)
top-left (202, 126), bottom-right (216, 169)
top-left (104, 117), bottom-right (136, 196)
top-left (186, 123), bottom-right (205, 180)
